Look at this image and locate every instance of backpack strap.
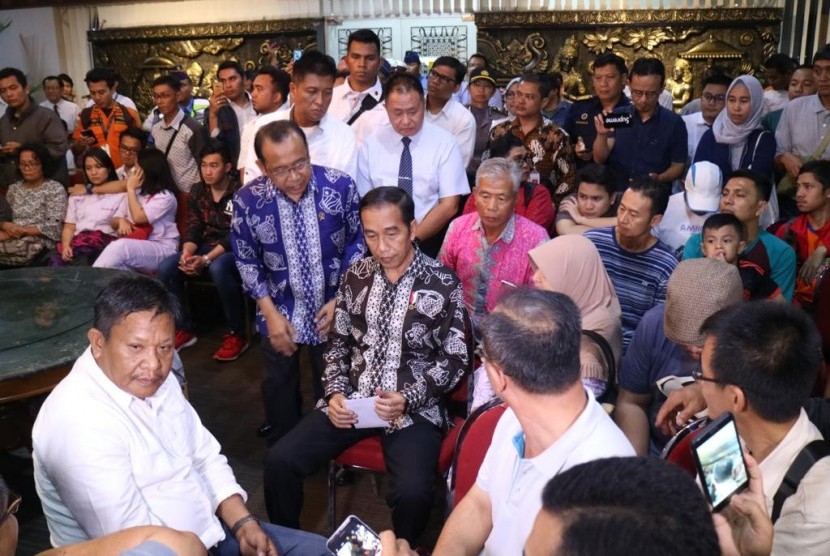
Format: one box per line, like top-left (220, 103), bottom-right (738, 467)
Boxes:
top-left (347, 93), bottom-right (382, 126)
top-left (771, 439), bottom-right (830, 523)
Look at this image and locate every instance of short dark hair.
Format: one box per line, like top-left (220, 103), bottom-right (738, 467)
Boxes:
top-left (702, 302), bottom-right (821, 422)
top-left (383, 71), bottom-right (424, 98)
top-left (169, 70), bottom-right (190, 84)
top-left (576, 164), bottom-right (615, 197)
top-left (18, 143), bottom-right (56, 178)
top-left (545, 71), bottom-right (563, 92)
top-left (359, 186), bottom-right (415, 225)
top-left (764, 53), bottom-right (797, 74)
top-left (82, 148), bottom-right (118, 184)
top-left (0, 67), bottom-right (27, 88)
top-left (479, 288), bottom-right (581, 394)
top-left (799, 159), bottom-right (830, 192)
top-left (93, 275), bottom-right (181, 339)
top-left (57, 73), bottom-right (74, 88)
top-left (84, 68), bottom-right (116, 88)
top-left (255, 65), bottom-right (291, 103)
top-left (701, 67), bottom-right (734, 89)
top-left (137, 149), bottom-right (178, 196)
top-left (152, 74), bottom-right (181, 92)
top-left (593, 52), bottom-right (628, 76)
top-left (519, 72), bottom-right (552, 99)
top-left (542, 457), bottom-right (719, 556)
top-left (488, 134), bottom-right (524, 158)
top-left (469, 53), bottom-right (489, 67)
top-left (293, 51), bottom-right (337, 82)
top-left (813, 45), bottom-right (830, 65)
top-left (627, 177), bottom-right (669, 217)
top-left (254, 120), bottom-right (308, 163)
top-left (702, 212), bottom-right (744, 237)
top-left (433, 56), bottom-right (466, 83)
top-left (119, 127), bottom-right (148, 149)
top-left (42, 75), bottom-right (60, 88)
top-left (728, 169), bottom-right (772, 202)
top-left (347, 29), bottom-right (381, 55)
top-left (630, 57), bottom-right (666, 88)
top-left (217, 60), bottom-right (244, 79)
top-left (199, 138), bottom-right (231, 165)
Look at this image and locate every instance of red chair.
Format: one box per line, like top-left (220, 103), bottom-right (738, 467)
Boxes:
top-left (660, 417), bottom-right (710, 478)
top-left (449, 398), bottom-right (507, 508)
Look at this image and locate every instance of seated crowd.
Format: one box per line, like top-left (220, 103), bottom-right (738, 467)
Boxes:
top-left (2, 30), bottom-right (830, 556)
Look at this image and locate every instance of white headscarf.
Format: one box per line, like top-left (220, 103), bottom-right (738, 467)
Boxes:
top-left (712, 75), bottom-right (765, 145)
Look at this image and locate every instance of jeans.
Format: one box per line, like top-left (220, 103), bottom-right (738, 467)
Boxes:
top-left (158, 249), bottom-right (245, 335)
top-left (210, 520), bottom-right (328, 556)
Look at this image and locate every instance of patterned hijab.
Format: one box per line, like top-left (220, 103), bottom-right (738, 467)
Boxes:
top-left (528, 235), bottom-right (622, 362)
top-left (712, 75), bottom-right (765, 145)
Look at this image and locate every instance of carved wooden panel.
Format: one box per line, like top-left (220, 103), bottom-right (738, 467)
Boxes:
top-left (475, 8), bottom-right (783, 108)
top-left (88, 19), bottom-right (319, 116)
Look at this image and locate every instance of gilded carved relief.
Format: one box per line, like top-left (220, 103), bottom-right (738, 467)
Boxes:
top-left (475, 8), bottom-right (783, 110)
top-left (89, 20), bottom-right (318, 116)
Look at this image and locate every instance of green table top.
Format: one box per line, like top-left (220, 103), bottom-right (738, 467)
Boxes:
top-left (0, 267), bottom-right (132, 381)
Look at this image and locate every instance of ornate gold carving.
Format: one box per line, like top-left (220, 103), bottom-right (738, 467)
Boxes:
top-left (88, 19), bottom-right (319, 42)
top-left (475, 8), bottom-right (781, 27)
top-left (665, 59), bottom-right (693, 112)
top-left (477, 32), bottom-right (551, 77)
top-left (556, 36), bottom-right (589, 101)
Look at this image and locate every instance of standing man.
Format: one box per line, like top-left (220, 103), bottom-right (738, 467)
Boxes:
top-left (682, 70), bottom-right (732, 163)
top-left (489, 73), bottom-right (575, 205)
top-left (172, 70), bottom-right (209, 125)
top-left (357, 72), bottom-right (468, 257)
top-left (41, 75), bottom-right (80, 171)
top-left (328, 29), bottom-right (390, 147)
top-left (593, 58), bottom-right (687, 192)
top-left (32, 275), bottom-right (329, 555)
top-left (208, 60), bottom-right (255, 169)
top-left (232, 120), bottom-right (364, 445)
top-left (72, 68), bottom-right (140, 170)
top-left (264, 186), bottom-right (471, 546)
top-left (0, 67), bottom-right (69, 189)
top-left (242, 51), bottom-right (356, 183)
top-left (564, 52), bottom-right (630, 166)
top-left (159, 140), bottom-right (247, 361)
top-left (150, 75), bottom-right (209, 193)
top-left (763, 65), bottom-right (816, 132)
top-left (465, 67), bottom-right (504, 181)
top-left (425, 56), bottom-right (477, 168)
top-left (238, 65), bottom-right (290, 181)
top-left (584, 178), bottom-right (677, 350)
top-left (539, 72), bottom-right (571, 128)
top-left (456, 53), bottom-right (503, 109)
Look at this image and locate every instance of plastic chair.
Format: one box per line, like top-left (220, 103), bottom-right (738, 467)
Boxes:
top-left (449, 398), bottom-right (507, 508)
top-left (659, 417), bottom-right (710, 478)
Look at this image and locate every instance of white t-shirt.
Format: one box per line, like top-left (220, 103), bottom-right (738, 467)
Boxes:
top-left (654, 191), bottom-right (712, 257)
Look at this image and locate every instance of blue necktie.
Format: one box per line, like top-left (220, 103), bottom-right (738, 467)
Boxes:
top-left (398, 137), bottom-right (413, 199)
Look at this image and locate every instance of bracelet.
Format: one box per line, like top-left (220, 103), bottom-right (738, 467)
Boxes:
top-left (230, 514), bottom-right (258, 537)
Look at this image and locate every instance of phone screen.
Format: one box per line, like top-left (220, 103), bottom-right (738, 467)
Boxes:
top-left (326, 515), bottom-right (382, 556)
top-left (691, 412), bottom-right (749, 511)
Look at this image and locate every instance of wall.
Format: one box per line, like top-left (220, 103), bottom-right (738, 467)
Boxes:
top-left (0, 7), bottom-right (62, 101)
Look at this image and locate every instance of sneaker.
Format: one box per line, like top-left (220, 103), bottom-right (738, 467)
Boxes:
top-left (213, 332), bottom-right (249, 361)
top-left (175, 330), bottom-right (197, 351)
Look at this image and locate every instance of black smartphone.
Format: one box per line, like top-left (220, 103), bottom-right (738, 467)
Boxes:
top-left (326, 514), bottom-right (382, 555)
top-left (602, 106), bottom-right (633, 128)
top-left (691, 412), bottom-right (749, 511)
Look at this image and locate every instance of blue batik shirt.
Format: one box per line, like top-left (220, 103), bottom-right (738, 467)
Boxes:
top-left (231, 164), bottom-right (365, 344)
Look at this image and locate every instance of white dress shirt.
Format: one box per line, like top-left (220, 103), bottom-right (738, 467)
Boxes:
top-left (242, 108), bottom-right (357, 184)
top-left (682, 111), bottom-right (712, 163)
top-left (32, 348), bottom-right (245, 548)
top-left (41, 98), bottom-right (80, 169)
top-left (237, 101), bottom-right (289, 178)
top-left (759, 410), bottom-right (830, 556)
top-left (425, 97), bottom-right (476, 167)
top-left (476, 391), bottom-right (635, 555)
top-left (357, 121), bottom-right (469, 223)
top-left (329, 78), bottom-right (390, 147)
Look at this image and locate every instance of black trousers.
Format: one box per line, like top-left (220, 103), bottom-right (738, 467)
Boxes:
top-left (260, 338), bottom-right (326, 446)
top-left (263, 410), bottom-right (443, 545)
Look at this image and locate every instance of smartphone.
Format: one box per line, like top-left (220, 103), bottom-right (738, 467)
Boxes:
top-left (212, 80), bottom-right (223, 96)
top-left (326, 514), bottom-right (382, 556)
top-left (691, 412), bottom-right (749, 511)
top-left (602, 106), bottom-right (634, 128)
top-left (81, 129), bottom-right (96, 140)
top-left (293, 49), bottom-right (304, 61)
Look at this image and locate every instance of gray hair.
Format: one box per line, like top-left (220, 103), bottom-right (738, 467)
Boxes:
top-left (475, 157), bottom-right (522, 192)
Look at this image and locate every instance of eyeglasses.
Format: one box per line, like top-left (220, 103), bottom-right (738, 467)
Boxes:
top-left (267, 158), bottom-right (310, 180)
top-left (428, 70), bottom-right (456, 86)
top-left (629, 89), bottom-right (660, 100)
top-left (702, 93), bottom-right (726, 104)
top-left (18, 161), bottom-right (42, 169)
top-left (0, 491), bottom-right (21, 526)
top-left (691, 367), bottom-right (731, 386)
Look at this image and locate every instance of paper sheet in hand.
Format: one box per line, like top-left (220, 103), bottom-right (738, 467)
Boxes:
top-left (345, 397), bottom-right (388, 429)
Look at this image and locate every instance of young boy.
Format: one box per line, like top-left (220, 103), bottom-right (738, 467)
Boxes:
top-left (701, 213), bottom-right (783, 301)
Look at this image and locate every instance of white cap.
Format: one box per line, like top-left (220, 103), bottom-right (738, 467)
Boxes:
top-left (684, 161), bottom-right (723, 213)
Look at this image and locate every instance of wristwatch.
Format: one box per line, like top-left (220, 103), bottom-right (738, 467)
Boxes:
top-left (85, 183), bottom-right (93, 195)
top-left (202, 255), bottom-right (212, 266)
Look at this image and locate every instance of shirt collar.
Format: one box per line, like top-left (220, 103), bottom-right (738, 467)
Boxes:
top-left (810, 94), bottom-right (830, 114)
top-left (273, 171), bottom-right (318, 204)
top-left (160, 108), bottom-right (185, 130)
top-left (472, 213), bottom-right (517, 244)
top-left (371, 245), bottom-right (427, 283)
top-left (342, 78), bottom-right (383, 100)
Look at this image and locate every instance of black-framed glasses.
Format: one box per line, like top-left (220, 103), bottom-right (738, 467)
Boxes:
top-left (691, 367), bottom-right (729, 386)
top-left (428, 70), bottom-right (455, 86)
top-left (0, 491), bottom-right (21, 526)
top-left (702, 92), bottom-right (726, 104)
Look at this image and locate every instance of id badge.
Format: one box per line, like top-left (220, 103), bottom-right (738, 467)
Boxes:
top-left (529, 170), bottom-right (540, 185)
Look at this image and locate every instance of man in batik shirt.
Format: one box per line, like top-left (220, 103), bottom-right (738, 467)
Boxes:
top-left (264, 186), bottom-right (471, 546)
top-left (231, 120), bottom-right (364, 445)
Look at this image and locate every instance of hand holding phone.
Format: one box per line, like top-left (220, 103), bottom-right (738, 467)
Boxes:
top-left (691, 412), bottom-right (749, 512)
top-left (327, 515), bottom-right (382, 555)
